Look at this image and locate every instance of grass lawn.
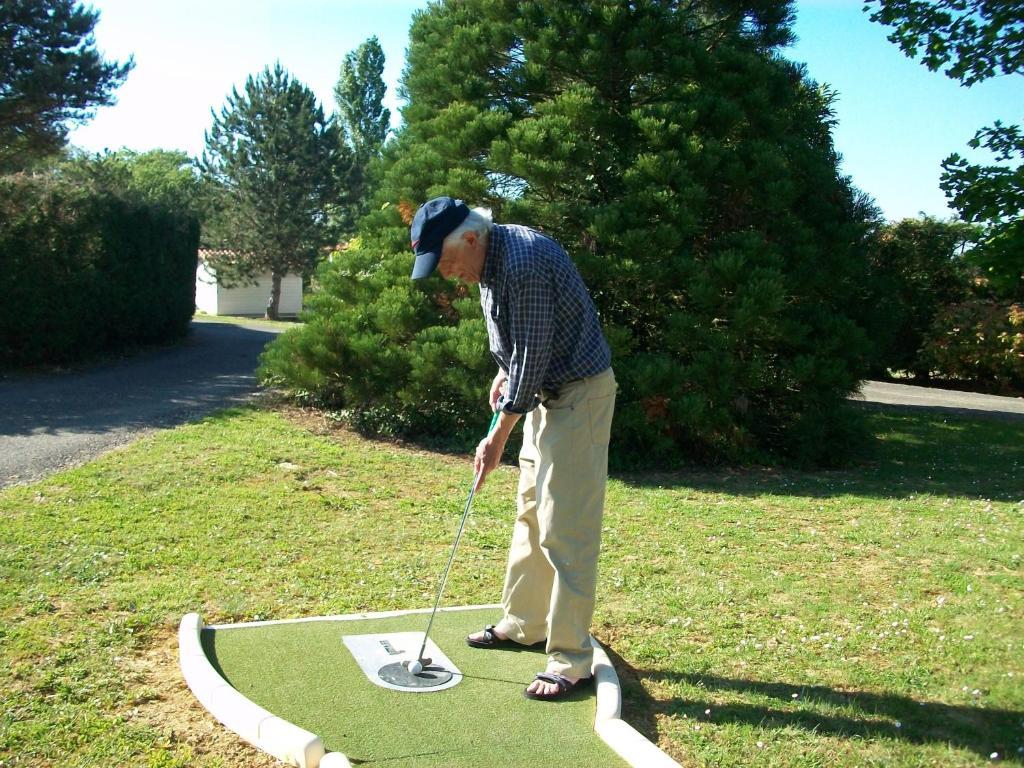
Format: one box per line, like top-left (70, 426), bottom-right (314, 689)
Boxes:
top-left (0, 403), bottom-right (1021, 767)
top-left (192, 313), bottom-right (301, 332)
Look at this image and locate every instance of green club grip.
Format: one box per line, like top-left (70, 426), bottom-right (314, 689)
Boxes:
top-left (487, 409), bottom-right (500, 434)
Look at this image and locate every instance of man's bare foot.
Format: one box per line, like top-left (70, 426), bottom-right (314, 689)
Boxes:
top-left (526, 674), bottom-right (580, 697)
top-left (523, 671), bottom-right (594, 700)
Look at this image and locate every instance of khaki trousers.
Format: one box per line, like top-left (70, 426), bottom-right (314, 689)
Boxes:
top-left (496, 368), bottom-right (616, 679)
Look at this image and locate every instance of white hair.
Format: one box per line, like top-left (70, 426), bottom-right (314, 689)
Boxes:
top-left (443, 207), bottom-right (493, 248)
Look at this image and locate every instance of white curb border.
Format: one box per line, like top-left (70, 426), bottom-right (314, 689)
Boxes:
top-left (178, 605), bottom-right (679, 768)
top-left (179, 612), bottom-right (329, 768)
top-left (591, 637), bottom-right (682, 767)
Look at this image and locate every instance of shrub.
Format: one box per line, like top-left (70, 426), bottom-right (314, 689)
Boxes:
top-left (920, 299), bottom-right (1024, 393)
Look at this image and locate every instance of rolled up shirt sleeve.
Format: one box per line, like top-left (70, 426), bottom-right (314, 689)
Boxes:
top-left (497, 269), bottom-right (554, 414)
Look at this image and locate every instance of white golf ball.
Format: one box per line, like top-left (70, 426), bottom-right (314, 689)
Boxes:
top-left (319, 753), bottom-right (351, 768)
top-left (407, 659), bottom-right (423, 675)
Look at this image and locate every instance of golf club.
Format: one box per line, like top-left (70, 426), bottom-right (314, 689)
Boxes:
top-left (406, 410), bottom-right (501, 673)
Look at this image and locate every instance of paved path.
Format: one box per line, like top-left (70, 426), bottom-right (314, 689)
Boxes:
top-left (0, 319), bottom-right (284, 489)
top-left (855, 380), bottom-right (1024, 421)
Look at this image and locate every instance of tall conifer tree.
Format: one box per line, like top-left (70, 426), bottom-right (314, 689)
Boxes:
top-left (262, 0), bottom-right (876, 465)
top-left (203, 63), bottom-right (344, 319)
top-left (334, 36), bottom-right (391, 232)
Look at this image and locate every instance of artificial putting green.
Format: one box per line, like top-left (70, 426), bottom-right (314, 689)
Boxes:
top-left (201, 607), bottom-right (630, 767)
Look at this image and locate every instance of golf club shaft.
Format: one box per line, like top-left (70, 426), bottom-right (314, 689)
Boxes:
top-left (417, 411), bottom-right (500, 662)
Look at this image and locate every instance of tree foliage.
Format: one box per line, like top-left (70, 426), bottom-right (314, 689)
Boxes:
top-left (866, 0), bottom-right (1023, 299)
top-left (865, 0), bottom-right (1022, 85)
top-left (53, 148), bottom-right (205, 218)
top-left (336, 36), bottom-right (390, 162)
top-left (941, 121), bottom-right (1023, 297)
top-left (859, 216), bottom-right (978, 377)
top-left (0, 0), bottom-right (133, 170)
top-left (334, 36), bottom-right (390, 234)
top-left (262, 0), bottom-right (877, 466)
top-left (202, 63), bottom-right (345, 318)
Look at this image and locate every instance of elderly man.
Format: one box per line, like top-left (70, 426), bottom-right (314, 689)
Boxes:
top-left (410, 196), bottom-right (616, 701)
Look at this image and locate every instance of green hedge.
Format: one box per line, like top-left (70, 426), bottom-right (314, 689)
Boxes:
top-left (0, 176), bottom-right (199, 368)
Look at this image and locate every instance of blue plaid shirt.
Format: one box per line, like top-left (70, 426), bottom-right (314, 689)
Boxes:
top-left (480, 224), bottom-right (611, 414)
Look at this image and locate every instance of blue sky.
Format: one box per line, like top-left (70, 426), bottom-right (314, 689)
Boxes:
top-left (67, 0), bottom-right (1021, 222)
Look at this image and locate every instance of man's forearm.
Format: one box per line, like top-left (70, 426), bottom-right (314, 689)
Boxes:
top-left (492, 409), bottom-right (522, 443)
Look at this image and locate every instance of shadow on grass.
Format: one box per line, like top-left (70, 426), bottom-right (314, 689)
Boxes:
top-left (605, 646), bottom-right (1023, 764)
top-left (615, 405), bottom-right (1024, 503)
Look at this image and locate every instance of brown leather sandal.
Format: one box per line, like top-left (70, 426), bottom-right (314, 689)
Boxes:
top-left (465, 624), bottom-right (545, 650)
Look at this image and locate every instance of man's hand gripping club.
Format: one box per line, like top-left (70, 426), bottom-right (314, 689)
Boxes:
top-left (474, 370), bottom-right (520, 489)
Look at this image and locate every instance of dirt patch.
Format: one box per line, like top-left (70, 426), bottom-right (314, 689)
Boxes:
top-left (124, 628), bottom-right (279, 767)
top-left (272, 402), bottom-right (341, 439)
top-left (272, 403), bottom-right (471, 467)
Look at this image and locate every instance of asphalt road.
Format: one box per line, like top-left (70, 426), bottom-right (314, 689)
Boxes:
top-left (0, 319), bottom-right (285, 489)
top-left (1, 321), bottom-right (1021, 490)
top-left (855, 380), bottom-right (1024, 421)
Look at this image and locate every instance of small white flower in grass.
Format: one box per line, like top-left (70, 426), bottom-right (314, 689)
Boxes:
top-left (965, 635), bottom-right (975, 641)
top-left (705, 709), bottom-right (711, 715)
top-left (792, 693), bottom-right (799, 699)
top-left (990, 752), bottom-right (999, 760)
top-left (973, 689), bottom-right (982, 696)
top-left (895, 721), bottom-right (902, 728)
top-left (756, 741), bottom-right (765, 748)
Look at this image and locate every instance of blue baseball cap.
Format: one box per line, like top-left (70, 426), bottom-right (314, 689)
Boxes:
top-left (410, 196), bottom-right (470, 279)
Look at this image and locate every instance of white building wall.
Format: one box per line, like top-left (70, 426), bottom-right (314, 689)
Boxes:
top-left (277, 275), bottom-right (303, 316)
top-left (194, 261), bottom-right (220, 314)
top-left (195, 260), bottom-right (304, 317)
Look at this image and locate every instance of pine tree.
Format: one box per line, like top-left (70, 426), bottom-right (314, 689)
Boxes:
top-left (202, 63), bottom-right (344, 319)
top-left (0, 0), bottom-right (133, 170)
top-left (262, 0), bottom-right (876, 465)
